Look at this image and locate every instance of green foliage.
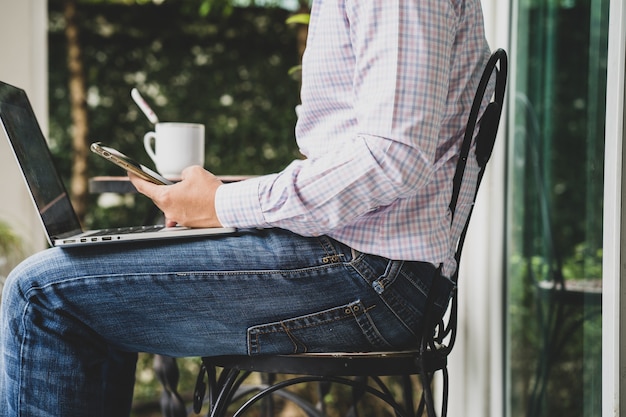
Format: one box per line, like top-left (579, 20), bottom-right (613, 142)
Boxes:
top-left (48, 1), bottom-right (302, 229)
top-left (131, 354), bottom-right (200, 409)
top-left (0, 222), bottom-right (22, 259)
top-left (561, 244), bottom-right (603, 281)
top-left (52, 0), bottom-right (237, 16)
top-left (198, 0), bottom-right (231, 16)
top-left (0, 220), bottom-right (24, 284)
top-left (285, 12), bottom-right (310, 25)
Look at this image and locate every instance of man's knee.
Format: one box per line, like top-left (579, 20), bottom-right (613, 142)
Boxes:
top-left (2, 249), bottom-right (62, 308)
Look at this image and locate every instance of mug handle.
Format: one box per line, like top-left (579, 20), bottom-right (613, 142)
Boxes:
top-left (143, 131), bottom-right (157, 162)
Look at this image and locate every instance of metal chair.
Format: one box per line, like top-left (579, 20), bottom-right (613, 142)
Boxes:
top-left (157, 48), bottom-right (508, 417)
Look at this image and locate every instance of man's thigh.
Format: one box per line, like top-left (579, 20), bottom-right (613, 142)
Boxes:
top-left (3, 229), bottom-right (383, 356)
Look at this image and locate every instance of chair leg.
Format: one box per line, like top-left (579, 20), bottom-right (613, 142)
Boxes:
top-left (440, 368), bottom-right (449, 417)
top-left (418, 372), bottom-right (437, 417)
top-left (346, 376), bottom-right (367, 417)
top-left (317, 381), bottom-right (331, 414)
top-left (260, 372), bottom-right (276, 417)
top-left (368, 376), bottom-right (414, 417)
top-left (209, 369), bottom-right (251, 417)
top-left (193, 363), bottom-right (208, 415)
top-left (416, 370), bottom-right (449, 417)
top-left (401, 375), bottom-right (416, 417)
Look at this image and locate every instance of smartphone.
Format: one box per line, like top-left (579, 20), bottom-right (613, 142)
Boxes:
top-left (90, 142), bottom-right (174, 185)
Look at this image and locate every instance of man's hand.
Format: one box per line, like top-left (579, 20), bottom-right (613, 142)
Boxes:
top-left (129, 165), bottom-right (224, 228)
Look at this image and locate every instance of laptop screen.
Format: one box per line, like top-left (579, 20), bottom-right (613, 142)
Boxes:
top-left (0, 81), bottom-right (83, 239)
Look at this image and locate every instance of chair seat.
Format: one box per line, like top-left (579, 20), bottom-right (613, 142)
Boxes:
top-left (195, 350), bottom-right (449, 417)
top-left (205, 348), bottom-right (448, 377)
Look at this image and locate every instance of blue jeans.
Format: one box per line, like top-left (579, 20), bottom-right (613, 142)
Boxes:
top-left (0, 228), bottom-right (451, 416)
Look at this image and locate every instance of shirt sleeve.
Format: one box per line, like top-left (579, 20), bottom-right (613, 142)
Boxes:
top-left (215, 0), bottom-right (459, 236)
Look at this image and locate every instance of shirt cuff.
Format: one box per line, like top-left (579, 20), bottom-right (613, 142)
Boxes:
top-left (214, 176), bottom-right (273, 228)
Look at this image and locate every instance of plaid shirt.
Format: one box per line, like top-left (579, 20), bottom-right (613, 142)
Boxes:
top-left (215, 0), bottom-right (492, 276)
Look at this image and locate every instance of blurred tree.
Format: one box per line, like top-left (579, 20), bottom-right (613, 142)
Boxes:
top-left (57, 0), bottom-right (301, 225)
top-left (64, 0), bottom-right (90, 223)
top-left (48, 0), bottom-right (302, 229)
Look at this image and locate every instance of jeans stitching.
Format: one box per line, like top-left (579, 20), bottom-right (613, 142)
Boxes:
top-left (247, 300), bottom-right (387, 354)
top-left (316, 236), bottom-right (336, 259)
top-left (249, 304), bottom-right (368, 335)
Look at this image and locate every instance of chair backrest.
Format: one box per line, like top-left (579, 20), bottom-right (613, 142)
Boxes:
top-left (420, 49), bottom-right (508, 357)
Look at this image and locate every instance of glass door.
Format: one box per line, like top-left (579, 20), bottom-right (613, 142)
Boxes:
top-left (506, 0), bottom-right (609, 416)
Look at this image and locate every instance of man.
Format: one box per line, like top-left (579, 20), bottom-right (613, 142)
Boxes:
top-left (0, 0), bottom-right (492, 415)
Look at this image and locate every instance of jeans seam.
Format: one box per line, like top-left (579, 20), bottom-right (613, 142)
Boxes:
top-left (247, 300), bottom-right (389, 355)
top-left (317, 236), bottom-right (349, 264)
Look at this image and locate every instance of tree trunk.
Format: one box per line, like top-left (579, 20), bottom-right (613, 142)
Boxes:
top-left (296, 0), bottom-right (310, 65)
top-left (64, 0), bottom-right (89, 224)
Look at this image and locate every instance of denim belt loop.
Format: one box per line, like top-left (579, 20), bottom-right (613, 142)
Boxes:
top-left (372, 260), bottom-right (403, 295)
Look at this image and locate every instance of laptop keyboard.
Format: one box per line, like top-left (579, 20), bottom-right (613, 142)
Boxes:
top-left (85, 225), bottom-right (166, 237)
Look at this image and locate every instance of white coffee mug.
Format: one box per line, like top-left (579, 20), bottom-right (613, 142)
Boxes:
top-left (143, 122), bottom-right (205, 179)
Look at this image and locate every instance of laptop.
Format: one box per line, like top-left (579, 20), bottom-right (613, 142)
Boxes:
top-left (0, 80), bottom-right (237, 247)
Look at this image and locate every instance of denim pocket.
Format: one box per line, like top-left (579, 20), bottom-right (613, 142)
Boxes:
top-left (349, 254), bottom-right (452, 343)
top-left (247, 300), bottom-right (392, 355)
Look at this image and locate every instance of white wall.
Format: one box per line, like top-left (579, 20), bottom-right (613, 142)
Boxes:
top-left (602, 0), bottom-right (626, 415)
top-left (447, 0), bottom-right (511, 416)
top-left (0, 0), bottom-right (48, 254)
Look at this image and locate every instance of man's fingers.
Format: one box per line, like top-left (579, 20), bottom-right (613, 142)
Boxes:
top-left (180, 165), bottom-right (205, 180)
top-left (128, 172), bottom-right (161, 198)
top-left (128, 167), bottom-right (222, 228)
top-left (129, 172), bottom-right (181, 220)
